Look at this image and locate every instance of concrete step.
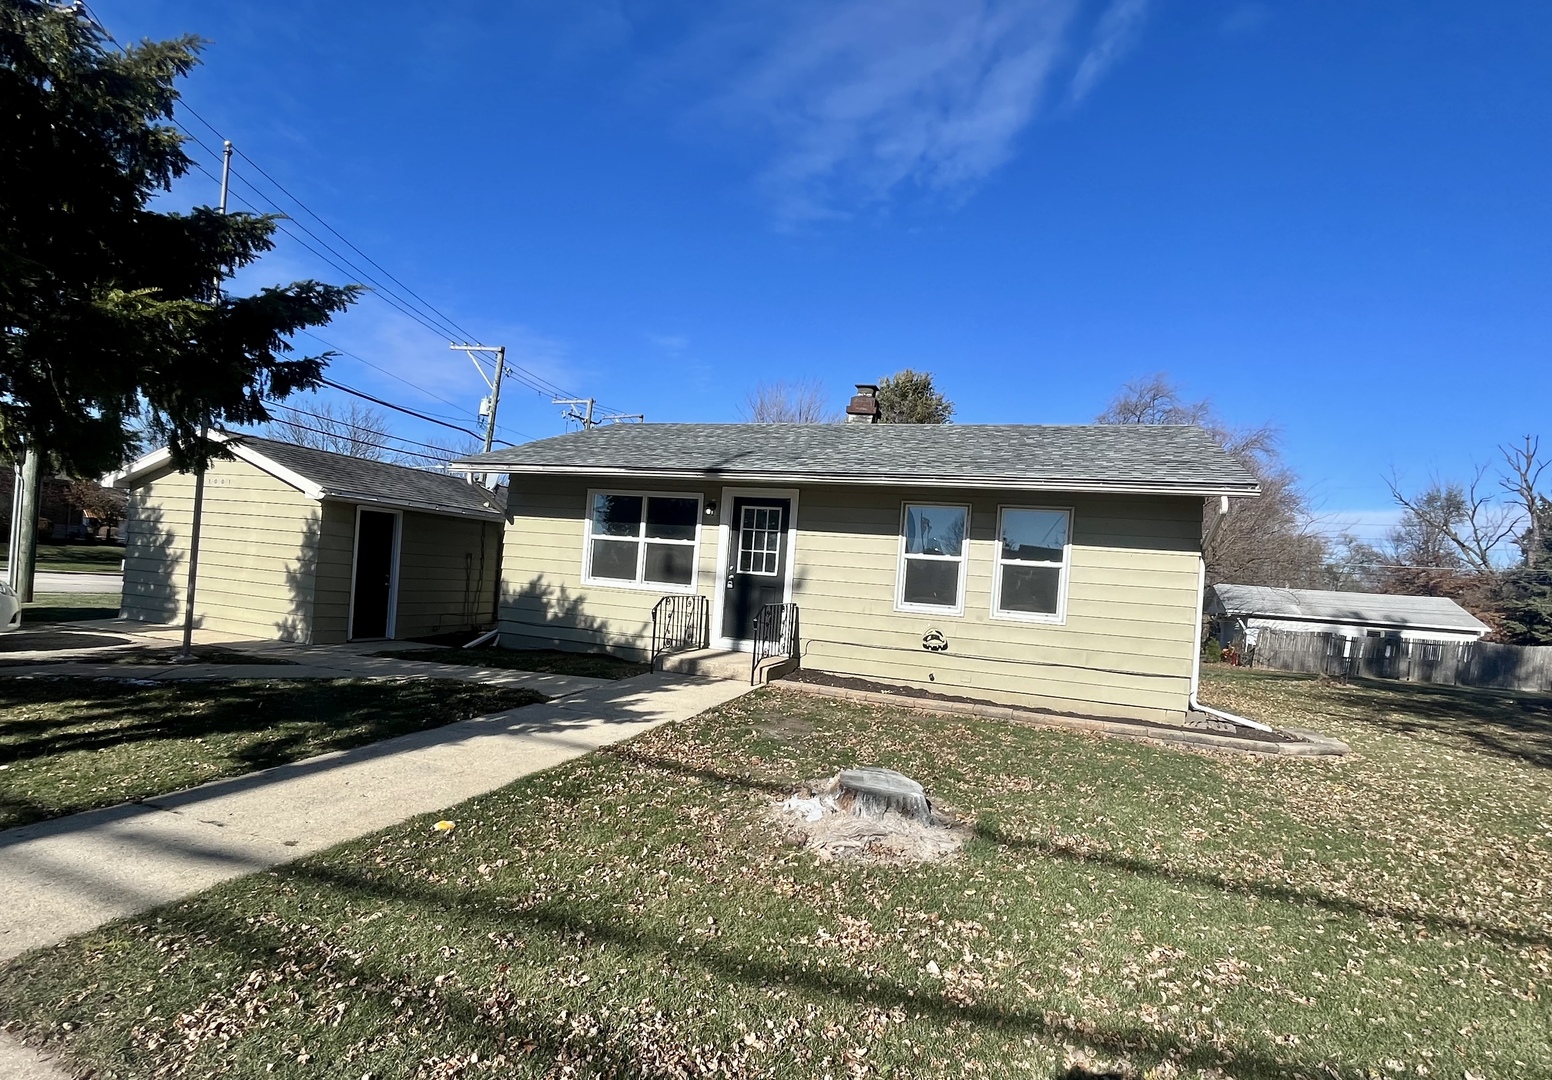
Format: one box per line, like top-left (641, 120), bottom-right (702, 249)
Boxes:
top-left (658, 648), bottom-right (751, 682)
top-left (657, 648), bottom-right (798, 685)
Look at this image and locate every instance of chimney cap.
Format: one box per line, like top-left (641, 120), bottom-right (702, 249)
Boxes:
top-left (845, 383), bottom-right (882, 424)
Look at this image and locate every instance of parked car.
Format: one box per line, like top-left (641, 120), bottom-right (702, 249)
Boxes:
top-left (0, 581), bottom-right (19, 632)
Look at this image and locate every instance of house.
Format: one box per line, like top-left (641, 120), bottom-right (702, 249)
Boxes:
top-left (1206, 583), bottom-right (1491, 649)
top-left (454, 392), bottom-right (1260, 725)
top-left (108, 433), bottom-right (504, 643)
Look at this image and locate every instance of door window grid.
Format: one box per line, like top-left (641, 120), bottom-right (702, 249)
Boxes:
top-left (737, 505), bottom-right (783, 575)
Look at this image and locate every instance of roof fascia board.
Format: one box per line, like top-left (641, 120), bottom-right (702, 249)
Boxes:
top-left (321, 493), bottom-right (501, 522)
top-left (103, 446), bottom-right (174, 488)
top-left (455, 464), bottom-right (1261, 498)
top-left (1242, 613), bottom-right (1485, 633)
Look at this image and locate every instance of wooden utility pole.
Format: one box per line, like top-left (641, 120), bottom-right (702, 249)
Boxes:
top-left (178, 139), bottom-right (232, 660)
top-left (13, 446), bottom-right (41, 602)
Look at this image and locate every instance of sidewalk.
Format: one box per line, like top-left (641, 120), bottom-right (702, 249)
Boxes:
top-left (0, 671), bottom-right (752, 1076)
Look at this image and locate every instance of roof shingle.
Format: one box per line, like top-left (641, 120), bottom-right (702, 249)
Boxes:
top-left (453, 423), bottom-right (1259, 496)
top-left (229, 435), bottom-right (503, 520)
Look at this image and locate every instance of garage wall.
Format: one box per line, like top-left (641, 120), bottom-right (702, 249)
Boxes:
top-left (120, 457), bottom-right (318, 641)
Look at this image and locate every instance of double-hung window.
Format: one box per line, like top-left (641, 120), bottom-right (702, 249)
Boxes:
top-left (585, 491), bottom-right (701, 590)
top-left (993, 507), bottom-right (1071, 621)
top-left (896, 503), bottom-right (969, 614)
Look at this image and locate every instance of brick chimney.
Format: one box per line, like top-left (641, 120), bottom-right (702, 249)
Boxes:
top-left (845, 384), bottom-right (881, 424)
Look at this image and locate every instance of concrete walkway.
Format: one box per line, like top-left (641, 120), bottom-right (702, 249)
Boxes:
top-left (0, 669), bottom-right (752, 1077)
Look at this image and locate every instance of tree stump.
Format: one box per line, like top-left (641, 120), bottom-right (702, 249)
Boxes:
top-left (834, 767), bottom-right (933, 822)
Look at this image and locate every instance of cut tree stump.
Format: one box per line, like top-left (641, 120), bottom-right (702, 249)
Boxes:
top-left (835, 767), bottom-right (933, 822)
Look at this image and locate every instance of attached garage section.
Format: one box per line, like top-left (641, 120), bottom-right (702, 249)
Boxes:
top-left (112, 433), bottom-right (504, 644)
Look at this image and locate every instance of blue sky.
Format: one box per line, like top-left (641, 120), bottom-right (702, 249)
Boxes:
top-left (93, 1), bottom-right (1552, 545)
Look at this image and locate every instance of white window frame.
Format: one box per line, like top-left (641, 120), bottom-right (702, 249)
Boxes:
top-left (894, 501), bottom-right (971, 617)
top-left (580, 488), bottom-right (703, 593)
top-left (990, 505), bottom-right (1072, 625)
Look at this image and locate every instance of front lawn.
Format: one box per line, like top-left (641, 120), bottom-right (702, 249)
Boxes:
top-left (20, 591), bottom-right (121, 623)
top-left (0, 543), bottom-right (125, 574)
top-left (0, 669), bottom-right (1547, 1078)
top-left (0, 679), bottom-right (545, 829)
top-left (375, 645), bottom-right (650, 681)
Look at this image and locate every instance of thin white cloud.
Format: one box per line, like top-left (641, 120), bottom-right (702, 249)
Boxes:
top-left (685, 0), bottom-right (1099, 225)
top-left (1070, 0), bottom-right (1151, 103)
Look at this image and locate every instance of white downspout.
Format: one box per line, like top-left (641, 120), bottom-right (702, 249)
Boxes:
top-left (1188, 495), bottom-right (1276, 734)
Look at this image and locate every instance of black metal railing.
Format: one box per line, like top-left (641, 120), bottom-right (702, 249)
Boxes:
top-left (650, 594), bottom-right (708, 670)
top-left (750, 602), bottom-right (799, 684)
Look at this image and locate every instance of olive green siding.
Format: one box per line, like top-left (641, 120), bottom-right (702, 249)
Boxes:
top-left (122, 457), bottom-right (501, 644)
top-left (497, 476), bottom-right (1205, 723)
top-left (497, 478), bottom-right (719, 657)
top-left (121, 456), bottom-right (319, 641)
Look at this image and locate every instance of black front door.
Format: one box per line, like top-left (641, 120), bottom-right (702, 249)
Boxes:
top-left (351, 510), bottom-right (397, 639)
top-left (721, 497), bottom-right (791, 643)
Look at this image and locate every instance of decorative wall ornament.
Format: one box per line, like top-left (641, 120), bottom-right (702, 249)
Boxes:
top-left (922, 628), bottom-right (948, 652)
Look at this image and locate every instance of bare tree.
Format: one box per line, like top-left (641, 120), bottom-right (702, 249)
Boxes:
top-left (1501, 435), bottom-right (1548, 568)
top-left (740, 380), bottom-right (835, 423)
top-left (1095, 373), bottom-right (1210, 426)
top-left (1383, 467), bottom-right (1515, 576)
top-left (1097, 374), bottom-right (1328, 588)
top-left (266, 401), bottom-right (401, 461)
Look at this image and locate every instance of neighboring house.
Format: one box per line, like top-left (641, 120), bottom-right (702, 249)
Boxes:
top-left (108, 433), bottom-right (504, 643)
top-left (454, 398), bottom-right (1260, 725)
top-left (1206, 584), bottom-right (1491, 648)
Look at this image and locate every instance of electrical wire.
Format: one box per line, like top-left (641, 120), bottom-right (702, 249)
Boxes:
top-left (81, 1), bottom-right (631, 422)
top-left (262, 401), bottom-right (480, 459)
top-left (318, 377), bottom-right (511, 447)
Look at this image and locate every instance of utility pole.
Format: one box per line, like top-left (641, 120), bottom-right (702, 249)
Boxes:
top-left (12, 447), bottom-right (41, 602)
top-left (554, 397), bottom-right (596, 429)
top-left (178, 139), bottom-right (232, 660)
top-left (451, 344), bottom-right (507, 485)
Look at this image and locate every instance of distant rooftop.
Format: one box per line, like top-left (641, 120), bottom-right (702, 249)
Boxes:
top-left (453, 423), bottom-right (1261, 496)
top-left (1207, 584), bottom-right (1491, 635)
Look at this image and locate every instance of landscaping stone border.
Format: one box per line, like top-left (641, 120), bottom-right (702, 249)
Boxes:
top-left (772, 680), bottom-right (1349, 758)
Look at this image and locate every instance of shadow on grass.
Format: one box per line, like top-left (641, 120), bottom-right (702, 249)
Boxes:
top-left (2, 846), bottom-right (1395, 1080)
top-left (1212, 669), bottom-right (1552, 770)
top-left (608, 739), bottom-right (1552, 952)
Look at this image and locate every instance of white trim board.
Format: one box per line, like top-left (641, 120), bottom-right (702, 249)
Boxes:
top-left (346, 505), bottom-right (402, 642)
top-left (710, 486), bottom-right (800, 652)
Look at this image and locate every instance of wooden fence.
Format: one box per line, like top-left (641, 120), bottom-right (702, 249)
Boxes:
top-left (1244, 629), bottom-right (1552, 693)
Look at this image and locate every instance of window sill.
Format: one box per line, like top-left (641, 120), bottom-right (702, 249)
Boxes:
top-left (989, 608), bottom-right (1067, 626)
top-left (582, 577), bottom-right (700, 595)
top-left (894, 601), bottom-right (965, 618)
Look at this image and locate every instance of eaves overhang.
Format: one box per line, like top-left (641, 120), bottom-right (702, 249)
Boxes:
top-left (454, 462), bottom-right (1263, 499)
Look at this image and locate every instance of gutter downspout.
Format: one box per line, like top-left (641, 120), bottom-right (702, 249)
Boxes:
top-left (1189, 495), bottom-right (1276, 734)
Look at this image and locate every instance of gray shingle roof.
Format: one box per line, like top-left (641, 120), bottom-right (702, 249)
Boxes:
top-left (453, 424), bottom-right (1260, 496)
top-left (1207, 584), bottom-right (1491, 635)
top-left (228, 434), bottom-right (504, 520)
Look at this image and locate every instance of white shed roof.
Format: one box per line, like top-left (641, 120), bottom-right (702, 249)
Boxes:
top-left (1207, 584), bottom-right (1490, 636)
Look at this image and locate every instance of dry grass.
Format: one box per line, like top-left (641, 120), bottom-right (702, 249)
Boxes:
top-left (0, 668), bottom-right (1546, 1078)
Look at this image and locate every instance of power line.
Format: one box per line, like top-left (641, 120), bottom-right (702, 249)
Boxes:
top-left (319, 377), bottom-right (511, 447)
top-left (81, 2), bottom-right (628, 423)
top-left (262, 401), bottom-right (480, 459)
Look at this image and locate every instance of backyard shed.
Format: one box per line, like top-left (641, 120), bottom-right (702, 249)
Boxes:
top-left (1206, 584), bottom-right (1491, 648)
top-left (454, 404), bottom-right (1260, 725)
top-left (109, 432), bottom-right (504, 643)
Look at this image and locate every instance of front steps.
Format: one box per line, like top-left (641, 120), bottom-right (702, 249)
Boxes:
top-left (657, 647), bottom-right (797, 685)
